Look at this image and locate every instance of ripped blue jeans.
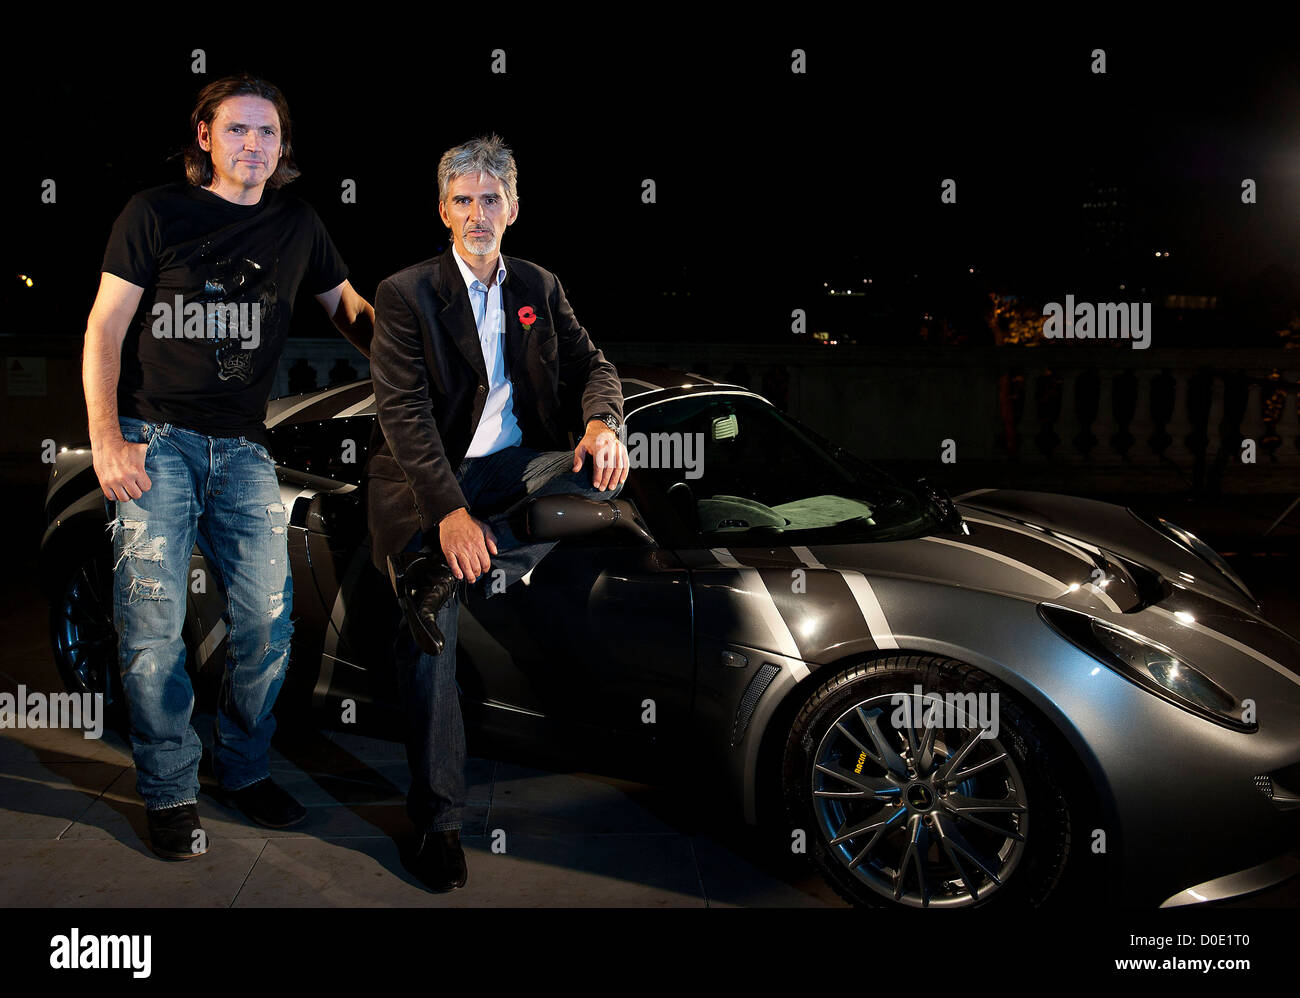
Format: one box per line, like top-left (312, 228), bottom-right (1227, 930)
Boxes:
top-left (108, 416), bottom-right (292, 810)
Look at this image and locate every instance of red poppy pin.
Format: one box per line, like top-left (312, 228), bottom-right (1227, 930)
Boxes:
top-left (517, 306), bottom-right (537, 330)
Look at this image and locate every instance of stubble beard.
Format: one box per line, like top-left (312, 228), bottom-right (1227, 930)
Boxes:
top-left (463, 232), bottom-right (499, 256)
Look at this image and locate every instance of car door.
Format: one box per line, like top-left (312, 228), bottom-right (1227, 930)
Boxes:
top-left (458, 505), bottom-right (694, 744)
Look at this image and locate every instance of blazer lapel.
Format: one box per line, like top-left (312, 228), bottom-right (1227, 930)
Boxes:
top-left (500, 253), bottom-right (535, 382)
top-left (434, 246), bottom-right (489, 385)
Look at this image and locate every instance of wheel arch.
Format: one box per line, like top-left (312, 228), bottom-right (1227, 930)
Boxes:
top-left (40, 502), bottom-right (112, 598)
top-left (746, 643), bottom-right (1120, 865)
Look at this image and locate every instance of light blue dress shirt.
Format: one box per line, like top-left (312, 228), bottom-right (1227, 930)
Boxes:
top-left (452, 247), bottom-right (524, 458)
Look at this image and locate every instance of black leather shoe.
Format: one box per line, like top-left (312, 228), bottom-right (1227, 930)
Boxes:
top-left (401, 828), bottom-right (468, 892)
top-left (388, 550), bottom-right (459, 655)
top-left (225, 777), bottom-right (307, 828)
top-left (146, 803), bottom-right (206, 860)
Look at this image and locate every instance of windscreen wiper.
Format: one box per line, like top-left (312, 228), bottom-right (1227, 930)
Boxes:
top-left (913, 478), bottom-right (969, 535)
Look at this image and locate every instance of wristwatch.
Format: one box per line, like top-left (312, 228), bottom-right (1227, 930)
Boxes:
top-left (590, 412), bottom-right (620, 434)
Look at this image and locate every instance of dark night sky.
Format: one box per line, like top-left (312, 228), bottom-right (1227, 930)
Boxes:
top-left (7, 28), bottom-right (1298, 345)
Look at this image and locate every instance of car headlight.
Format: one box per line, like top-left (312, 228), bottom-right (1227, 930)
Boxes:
top-left (1039, 604), bottom-right (1255, 732)
top-left (1133, 511), bottom-right (1256, 605)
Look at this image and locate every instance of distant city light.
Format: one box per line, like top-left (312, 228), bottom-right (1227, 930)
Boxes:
top-left (18, 274), bottom-right (33, 287)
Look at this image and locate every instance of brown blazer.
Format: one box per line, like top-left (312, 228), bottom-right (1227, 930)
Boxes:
top-left (365, 247), bottom-right (623, 575)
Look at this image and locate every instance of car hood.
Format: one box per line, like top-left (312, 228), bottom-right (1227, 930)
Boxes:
top-left (717, 490), bottom-right (1163, 616)
top-left (783, 486), bottom-right (1266, 620)
top-left (688, 488), bottom-right (1300, 695)
top-left (952, 489), bottom-right (1258, 613)
top-left (696, 489), bottom-right (1223, 617)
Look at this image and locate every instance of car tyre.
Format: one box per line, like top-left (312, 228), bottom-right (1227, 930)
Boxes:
top-left (48, 539), bottom-right (128, 733)
top-left (782, 654), bottom-right (1073, 909)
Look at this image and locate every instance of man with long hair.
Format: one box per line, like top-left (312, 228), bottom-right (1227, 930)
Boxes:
top-left (83, 74), bottom-right (373, 859)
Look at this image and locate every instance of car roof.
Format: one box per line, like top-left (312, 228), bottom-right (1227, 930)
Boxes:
top-left (265, 365), bottom-right (757, 429)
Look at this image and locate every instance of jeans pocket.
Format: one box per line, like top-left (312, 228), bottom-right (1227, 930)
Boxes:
top-left (239, 437), bottom-right (274, 464)
top-left (118, 417), bottom-right (154, 446)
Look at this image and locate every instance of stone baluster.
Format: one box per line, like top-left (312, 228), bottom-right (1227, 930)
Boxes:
top-left (1165, 369), bottom-right (1195, 462)
top-left (1017, 369), bottom-right (1044, 461)
top-left (1238, 375), bottom-right (1267, 465)
top-left (1058, 369), bottom-right (1084, 462)
top-left (1205, 374), bottom-right (1226, 466)
top-left (1127, 369), bottom-right (1156, 460)
top-left (1090, 368), bottom-right (1117, 462)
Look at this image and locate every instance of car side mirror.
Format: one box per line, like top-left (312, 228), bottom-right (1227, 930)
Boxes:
top-left (523, 494), bottom-right (655, 545)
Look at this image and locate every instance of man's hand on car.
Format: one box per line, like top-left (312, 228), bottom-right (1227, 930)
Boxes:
top-left (574, 421), bottom-right (629, 492)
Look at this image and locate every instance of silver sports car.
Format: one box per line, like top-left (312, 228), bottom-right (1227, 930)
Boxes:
top-left (41, 368), bottom-right (1300, 908)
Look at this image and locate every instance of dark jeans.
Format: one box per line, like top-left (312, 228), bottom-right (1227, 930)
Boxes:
top-left (393, 444), bottom-right (624, 833)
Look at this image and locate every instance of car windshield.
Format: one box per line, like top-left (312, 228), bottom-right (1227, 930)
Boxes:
top-left (627, 392), bottom-right (941, 544)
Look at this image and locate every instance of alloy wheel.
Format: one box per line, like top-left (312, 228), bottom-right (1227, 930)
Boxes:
top-left (811, 691), bottom-right (1028, 908)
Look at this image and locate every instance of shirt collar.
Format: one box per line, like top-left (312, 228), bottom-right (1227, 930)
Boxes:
top-left (451, 245), bottom-right (507, 292)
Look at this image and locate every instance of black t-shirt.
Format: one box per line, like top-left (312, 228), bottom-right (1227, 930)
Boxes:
top-left (102, 182), bottom-right (348, 447)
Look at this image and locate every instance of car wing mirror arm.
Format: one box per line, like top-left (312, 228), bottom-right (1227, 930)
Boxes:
top-left (522, 494), bottom-right (656, 546)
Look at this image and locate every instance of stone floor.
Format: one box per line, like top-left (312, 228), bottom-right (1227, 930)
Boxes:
top-left (0, 719), bottom-right (842, 907)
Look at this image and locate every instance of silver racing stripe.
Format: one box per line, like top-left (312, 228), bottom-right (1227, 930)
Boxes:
top-left (791, 546), bottom-right (899, 650)
top-left (921, 535), bottom-right (1123, 614)
top-left (963, 515), bottom-right (1099, 563)
top-left (197, 618), bottom-right (227, 669)
top-left (840, 573), bottom-right (900, 650)
top-left (266, 382), bottom-right (371, 428)
top-left (711, 548), bottom-right (810, 680)
top-left (710, 547), bottom-right (742, 569)
top-left (333, 393), bottom-right (375, 419)
top-left (789, 545), bottom-right (824, 570)
top-left (1146, 606), bottom-right (1300, 689)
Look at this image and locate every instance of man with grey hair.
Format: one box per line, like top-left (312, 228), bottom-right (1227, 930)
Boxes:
top-left (365, 135), bottom-right (629, 892)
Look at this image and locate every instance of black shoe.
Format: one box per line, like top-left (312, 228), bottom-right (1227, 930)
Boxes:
top-left (401, 828), bottom-right (468, 892)
top-left (225, 777), bottom-right (307, 828)
top-left (146, 803), bottom-right (206, 860)
top-left (388, 550), bottom-right (459, 655)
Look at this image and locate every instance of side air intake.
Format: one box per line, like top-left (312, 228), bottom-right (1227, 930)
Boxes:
top-left (731, 662), bottom-right (781, 746)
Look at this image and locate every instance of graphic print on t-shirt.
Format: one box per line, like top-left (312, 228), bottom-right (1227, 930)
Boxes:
top-left (193, 247), bottom-right (281, 383)
top-left (104, 183), bottom-right (348, 445)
